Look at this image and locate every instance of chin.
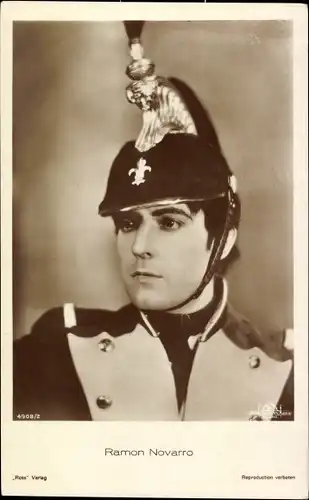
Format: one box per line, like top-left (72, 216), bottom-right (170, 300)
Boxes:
top-left (127, 289), bottom-right (168, 311)
top-left (127, 288), bottom-right (185, 312)
top-left (130, 296), bottom-right (166, 311)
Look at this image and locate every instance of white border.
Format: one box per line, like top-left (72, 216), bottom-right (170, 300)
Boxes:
top-left (1, 3), bottom-right (308, 498)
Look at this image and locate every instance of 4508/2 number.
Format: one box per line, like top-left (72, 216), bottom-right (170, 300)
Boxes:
top-left (16, 414), bottom-right (41, 420)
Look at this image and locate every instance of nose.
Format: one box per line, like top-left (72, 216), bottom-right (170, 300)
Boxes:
top-left (131, 222), bottom-right (153, 259)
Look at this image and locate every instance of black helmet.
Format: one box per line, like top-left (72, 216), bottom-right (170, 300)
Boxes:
top-left (98, 77), bottom-right (235, 217)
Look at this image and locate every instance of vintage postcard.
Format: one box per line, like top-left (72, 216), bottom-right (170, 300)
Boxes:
top-left (1, 2), bottom-right (308, 498)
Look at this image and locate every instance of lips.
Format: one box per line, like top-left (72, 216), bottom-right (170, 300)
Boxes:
top-left (131, 271), bottom-right (162, 278)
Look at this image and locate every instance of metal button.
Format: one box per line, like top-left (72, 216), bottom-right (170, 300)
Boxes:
top-left (98, 338), bottom-right (115, 353)
top-left (96, 396), bottom-right (113, 409)
top-left (249, 355), bottom-right (260, 369)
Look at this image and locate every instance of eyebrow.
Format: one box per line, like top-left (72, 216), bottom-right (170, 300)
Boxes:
top-left (150, 207), bottom-right (193, 220)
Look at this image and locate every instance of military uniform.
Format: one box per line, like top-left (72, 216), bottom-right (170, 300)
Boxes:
top-left (13, 277), bottom-right (293, 422)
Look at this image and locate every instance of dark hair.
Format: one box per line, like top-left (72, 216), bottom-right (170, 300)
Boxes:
top-left (188, 193), bottom-right (241, 275)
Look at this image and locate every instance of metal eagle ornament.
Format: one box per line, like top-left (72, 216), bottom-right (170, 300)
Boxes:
top-left (124, 21), bottom-right (197, 156)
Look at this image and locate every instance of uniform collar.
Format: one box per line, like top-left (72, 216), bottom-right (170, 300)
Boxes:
top-left (139, 276), bottom-right (228, 344)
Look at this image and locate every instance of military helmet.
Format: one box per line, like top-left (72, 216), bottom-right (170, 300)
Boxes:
top-left (98, 23), bottom-right (237, 218)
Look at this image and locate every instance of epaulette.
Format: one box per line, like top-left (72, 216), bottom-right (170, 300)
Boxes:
top-left (29, 303), bottom-right (140, 339)
top-left (223, 304), bottom-right (293, 362)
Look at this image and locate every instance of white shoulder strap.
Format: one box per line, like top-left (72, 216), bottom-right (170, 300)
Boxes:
top-left (284, 328), bottom-right (294, 351)
top-left (63, 303), bottom-right (77, 328)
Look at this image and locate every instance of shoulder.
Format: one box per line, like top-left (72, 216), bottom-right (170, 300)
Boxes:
top-left (14, 303), bottom-right (140, 351)
top-left (13, 303), bottom-right (140, 401)
top-left (219, 305), bottom-right (294, 420)
top-left (223, 303), bottom-right (293, 363)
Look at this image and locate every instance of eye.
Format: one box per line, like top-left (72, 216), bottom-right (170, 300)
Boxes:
top-left (118, 218), bottom-right (138, 233)
top-left (158, 216), bottom-right (184, 232)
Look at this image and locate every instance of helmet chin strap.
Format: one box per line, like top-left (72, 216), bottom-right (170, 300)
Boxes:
top-left (154, 188), bottom-right (236, 313)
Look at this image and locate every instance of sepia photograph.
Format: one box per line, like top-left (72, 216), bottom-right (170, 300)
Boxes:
top-left (12, 19), bottom-right (295, 422)
top-left (2, 3), bottom-right (308, 498)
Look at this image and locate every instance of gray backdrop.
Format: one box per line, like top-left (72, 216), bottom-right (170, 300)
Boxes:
top-left (13, 21), bottom-right (293, 339)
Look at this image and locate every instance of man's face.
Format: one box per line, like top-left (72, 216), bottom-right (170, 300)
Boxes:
top-left (114, 203), bottom-right (212, 310)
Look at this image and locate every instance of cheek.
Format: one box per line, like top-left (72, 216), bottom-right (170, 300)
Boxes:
top-left (163, 230), bottom-right (210, 275)
top-left (116, 235), bottom-right (132, 268)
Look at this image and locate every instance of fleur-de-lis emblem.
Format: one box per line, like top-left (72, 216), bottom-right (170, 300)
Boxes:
top-left (128, 158), bottom-right (152, 186)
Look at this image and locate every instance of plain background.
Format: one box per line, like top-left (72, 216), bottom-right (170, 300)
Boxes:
top-left (13, 20), bottom-right (293, 339)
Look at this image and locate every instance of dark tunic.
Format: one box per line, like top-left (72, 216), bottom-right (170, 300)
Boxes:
top-left (13, 295), bottom-right (294, 421)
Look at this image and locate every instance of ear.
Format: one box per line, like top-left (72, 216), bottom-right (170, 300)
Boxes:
top-left (221, 228), bottom-right (237, 260)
